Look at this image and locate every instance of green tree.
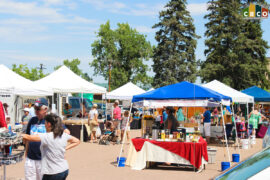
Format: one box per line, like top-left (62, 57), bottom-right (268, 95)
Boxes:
top-left (55, 58), bottom-right (93, 82)
top-left (12, 64), bottom-right (47, 81)
top-left (152, 0), bottom-right (199, 88)
top-left (91, 21), bottom-right (153, 90)
top-left (200, 0), bottom-right (269, 90)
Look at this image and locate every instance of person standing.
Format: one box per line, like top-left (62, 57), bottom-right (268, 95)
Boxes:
top-left (23, 114), bottom-right (80, 180)
top-left (177, 107), bottom-right (184, 125)
top-left (29, 103), bottom-right (36, 117)
top-left (162, 107), bottom-right (168, 122)
top-left (213, 107), bottom-right (219, 124)
top-left (121, 110), bottom-right (133, 143)
top-left (203, 107), bottom-right (211, 144)
top-left (249, 106), bottom-right (265, 136)
top-left (113, 100), bottom-right (121, 144)
top-left (164, 107), bottom-right (178, 133)
top-left (25, 98), bottom-right (48, 180)
top-left (88, 104), bottom-right (99, 143)
top-left (22, 108), bottom-right (32, 133)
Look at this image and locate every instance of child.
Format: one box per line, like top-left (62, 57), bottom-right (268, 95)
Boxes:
top-left (239, 117), bottom-right (246, 138)
top-left (121, 110), bottom-right (133, 143)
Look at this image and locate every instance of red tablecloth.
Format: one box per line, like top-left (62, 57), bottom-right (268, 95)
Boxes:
top-left (132, 137), bottom-right (208, 169)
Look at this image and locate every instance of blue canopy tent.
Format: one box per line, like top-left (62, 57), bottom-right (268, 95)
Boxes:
top-left (132, 81), bottom-right (231, 104)
top-left (242, 86), bottom-right (270, 102)
top-left (130, 81), bottom-right (232, 162)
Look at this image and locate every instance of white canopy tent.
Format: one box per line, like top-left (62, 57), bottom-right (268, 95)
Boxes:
top-left (0, 64), bottom-right (53, 124)
top-left (0, 64), bottom-right (53, 96)
top-left (203, 80), bottom-right (254, 157)
top-left (103, 82), bottom-right (145, 100)
top-left (34, 66), bottom-right (106, 94)
top-left (203, 80), bottom-right (254, 103)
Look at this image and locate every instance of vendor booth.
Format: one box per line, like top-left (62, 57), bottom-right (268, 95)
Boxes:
top-left (125, 81), bottom-right (231, 171)
top-left (34, 66), bottom-right (107, 141)
top-left (0, 64), bottom-right (53, 124)
top-left (103, 82), bottom-right (145, 128)
top-left (203, 80), bottom-right (255, 141)
top-left (242, 86), bottom-right (270, 138)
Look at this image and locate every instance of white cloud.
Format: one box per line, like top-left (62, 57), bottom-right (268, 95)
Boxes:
top-left (82, 0), bottom-right (126, 11)
top-left (0, 0), bottom-right (63, 20)
top-left (0, 0), bottom-right (98, 43)
top-left (82, 0), bottom-right (165, 17)
top-left (187, 3), bottom-right (208, 15)
top-left (135, 26), bottom-right (154, 33)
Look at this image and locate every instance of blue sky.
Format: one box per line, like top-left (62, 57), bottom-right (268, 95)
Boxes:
top-left (0, 0), bottom-right (269, 83)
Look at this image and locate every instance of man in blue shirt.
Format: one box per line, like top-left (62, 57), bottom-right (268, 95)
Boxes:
top-left (203, 107), bottom-right (211, 144)
top-left (162, 107), bottom-right (168, 122)
top-left (25, 98), bottom-right (48, 180)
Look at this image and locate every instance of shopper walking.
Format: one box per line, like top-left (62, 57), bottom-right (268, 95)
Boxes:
top-left (88, 104), bottom-right (99, 143)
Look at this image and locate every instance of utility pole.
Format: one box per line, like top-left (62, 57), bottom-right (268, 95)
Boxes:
top-left (108, 63), bottom-right (111, 92)
top-left (38, 64), bottom-right (46, 71)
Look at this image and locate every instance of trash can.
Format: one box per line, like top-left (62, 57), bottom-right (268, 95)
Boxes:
top-left (207, 148), bottom-right (217, 164)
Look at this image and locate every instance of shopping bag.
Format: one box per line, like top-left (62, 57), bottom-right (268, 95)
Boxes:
top-left (96, 126), bottom-right (101, 137)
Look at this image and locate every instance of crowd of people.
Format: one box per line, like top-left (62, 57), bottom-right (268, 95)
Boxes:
top-left (2, 98), bottom-right (80, 180)
top-left (2, 96), bottom-right (270, 179)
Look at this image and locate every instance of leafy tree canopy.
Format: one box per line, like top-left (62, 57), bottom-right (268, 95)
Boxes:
top-left (12, 64), bottom-right (47, 81)
top-left (91, 21), bottom-right (153, 90)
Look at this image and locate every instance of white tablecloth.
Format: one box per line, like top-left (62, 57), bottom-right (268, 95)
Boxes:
top-left (126, 141), bottom-right (207, 170)
top-left (199, 125), bottom-right (223, 138)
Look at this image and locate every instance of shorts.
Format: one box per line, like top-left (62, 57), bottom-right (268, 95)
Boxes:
top-left (204, 122), bottom-right (211, 137)
top-left (113, 119), bottom-right (121, 130)
top-left (90, 124), bottom-right (98, 132)
top-left (121, 126), bottom-right (130, 131)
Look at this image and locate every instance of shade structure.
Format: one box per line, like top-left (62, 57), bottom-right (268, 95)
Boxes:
top-left (34, 66), bottom-right (106, 94)
top-left (104, 82), bottom-right (146, 100)
top-left (132, 81), bottom-right (231, 104)
top-left (241, 86), bottom-right (270, 102)
top-left (0, 64), bottom-right (52, 96)
top-left (203, 80), bottom-right (254, 103)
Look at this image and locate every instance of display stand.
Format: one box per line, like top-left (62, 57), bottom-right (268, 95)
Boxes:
top-left (141, 115), bottom-right (154, 136)
top-left (0, 129), bottom-right (24, 180)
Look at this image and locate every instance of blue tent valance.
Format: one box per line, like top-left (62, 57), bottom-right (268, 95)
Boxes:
top-left (241, 86), bottom-right (270, 102)
top-left (132, 81), bottom-right (231, 103)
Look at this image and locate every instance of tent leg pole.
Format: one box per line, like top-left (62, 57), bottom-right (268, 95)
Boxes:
top-left (117, 103), bottom-right (133, 167)
top-left (221, 104), bottom-right (231, 162)
top-left (232, 103), bottom-right (240, 156)
top-left (247, 103), bottom-right (249, 138)
top-left (80, 93), bottom-right (84, 142)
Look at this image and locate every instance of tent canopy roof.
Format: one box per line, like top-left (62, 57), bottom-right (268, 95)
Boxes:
top-left (34, 66), bottom-right (106, 94)
top-left (242, 86), bottom-right (270, 102)
top-left (132, 81), bottom-right (232, 103)
top-left (0, 64), bottom-right (52, 96)
top-left (203, 80), bottom-right (254, 103)
top-left (104, 82), bottom-right (145, 100)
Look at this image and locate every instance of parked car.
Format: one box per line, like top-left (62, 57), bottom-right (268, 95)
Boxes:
top-left (68, 97), bottom-right (93, 117)
top-left (96, 103), bottom-right (106, 119)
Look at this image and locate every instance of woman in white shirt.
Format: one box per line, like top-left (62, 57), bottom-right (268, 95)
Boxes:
top-left (88, 104), bottom-right (99, 143)
top-left (22, 114), bottom-right (80, 180)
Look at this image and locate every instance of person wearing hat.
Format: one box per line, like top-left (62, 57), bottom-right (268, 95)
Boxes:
top-left (25, 98), bottom-right (48, 180)
top-left (113, 100), bottom-right (121, 144)
top-left (22, 108), bottom-right (32, 133)
top-left (88, 104), bottom-right (99, 143)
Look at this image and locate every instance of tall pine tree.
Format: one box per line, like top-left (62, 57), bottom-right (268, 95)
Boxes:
top-left (201, 0), bottom-right (269, 90)
top-left (152, 0), bottom-right (199, 88)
